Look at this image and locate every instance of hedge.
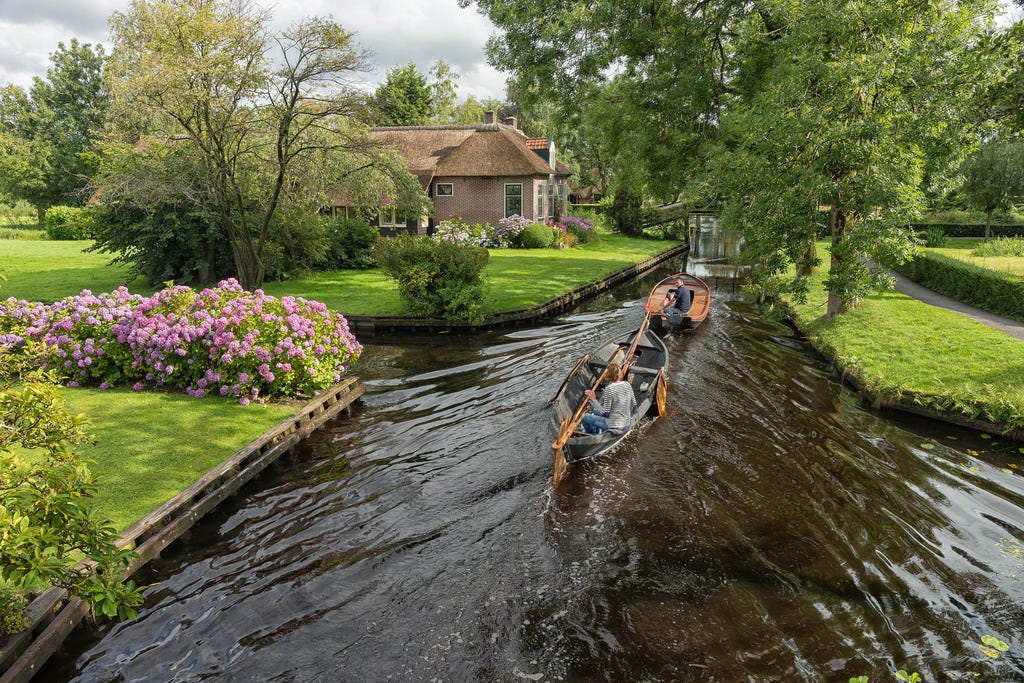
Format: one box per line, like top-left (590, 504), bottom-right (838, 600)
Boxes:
top-left (909, 223), bottom-right (1024, 238)
top-left (895, 252), bottom-right (1024, 322)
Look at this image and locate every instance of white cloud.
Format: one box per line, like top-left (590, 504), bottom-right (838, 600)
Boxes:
top-left (0, 0), bottom-right (507, 99)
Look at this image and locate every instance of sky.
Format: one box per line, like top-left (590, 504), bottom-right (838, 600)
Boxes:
top-left (0, 0), bottom-right (509, 100)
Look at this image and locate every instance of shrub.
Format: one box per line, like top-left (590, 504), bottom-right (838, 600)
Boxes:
top-left (91, 203), bottom-right (233, 286)
top-left (971, 236), bottom-right (1024, 257)
top-left (551, 226), bottom-right (577, 249)
top-left (0, 581), bottom-right (29, 637)
top-left (560, 215), bottom-right (596, 243)
top-left (519, 222), bottom-right (555, 248)
top-left (263, 210), bottom-right (330, 281)
top-left (897, 252), bottom-right (1024, 321)
top-left (608, 190), bottom-right (643, 236)
top-left (0, 279), bottom-right (362, 403)
top-left (923, 226), bottom-right (947, 247)
top-left (324, 217), bottom-right (379, 269)
top-left (45, 206), bottom-right (95, 240)
top-left (492, 214), bottom-right (530, 247)
top-left (372, 235), bottom-right (488, 322)
top-left (433, 217), bottom-right (488, 247)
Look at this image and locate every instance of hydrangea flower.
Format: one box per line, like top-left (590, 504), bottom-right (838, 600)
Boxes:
top-left (0, 279), bottom-right (362, 403)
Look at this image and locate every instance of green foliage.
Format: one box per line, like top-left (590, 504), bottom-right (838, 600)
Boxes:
top-left (609, 191), bottom-right (643, 236)
top-left (44, 205), bottom-right (95, 240)
top-left (972, 237), bottom-right (1024, 257)
top-left (91, 200), bottom-right (232, 286)
top-left (923, 227), bottom-right (948, 248)
top-left (0, 580), bottom-right (29, 636)
top-left (0, 362), bottom-right (144, 622)
top-left (375, 62), bottom-right (432, 126)
top-left (372, 235), bottom-right (488, 321)
top-left (0, 40), bottom-right (107, 218)
top-left (848, 677), bottom-right (869, 683)
top-left (894, 671), bottom-right (921, 683)
top-left (897, 251), bottom-right (1024, 321)
top-left (326, 216), bottom-right (379, 269)
top-left (105, 4), bottom-right (420, 290)
top-left (959, 140), bottom-right (1024, 237)
top-left (262, 211), bottom-right (330, 281)
top-left (518, 222), bottom-right (555, 248)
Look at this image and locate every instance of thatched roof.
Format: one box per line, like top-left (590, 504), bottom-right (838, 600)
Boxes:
top-left (371, 124), bottom-right (569, 189)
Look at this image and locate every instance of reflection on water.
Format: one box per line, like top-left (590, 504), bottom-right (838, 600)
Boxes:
top-left (42, 231), bottom-right (1024, 682)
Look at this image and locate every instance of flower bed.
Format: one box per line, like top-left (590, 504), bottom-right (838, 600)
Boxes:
top-left (0, 279), bottom-right (361, 404)
top-left (432, 214), bottom-right (594, 249)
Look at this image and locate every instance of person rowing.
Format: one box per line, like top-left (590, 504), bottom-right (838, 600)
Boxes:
top-left (581, 361), bottom-right (638, 435)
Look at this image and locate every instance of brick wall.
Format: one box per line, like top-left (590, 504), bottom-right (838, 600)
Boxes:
top-left (431, 175), bottom-right (568, 226)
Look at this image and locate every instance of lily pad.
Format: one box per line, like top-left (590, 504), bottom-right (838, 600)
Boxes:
top-left (979, 644), bottom-right (1000, 658)
top-left (920, 442), bottom-right (936, 450)
top-left (981, 634), bottom-right (1009, 652)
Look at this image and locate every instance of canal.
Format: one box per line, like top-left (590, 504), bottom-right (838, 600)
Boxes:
top-left (45, 225), bottom-right (1024, 681)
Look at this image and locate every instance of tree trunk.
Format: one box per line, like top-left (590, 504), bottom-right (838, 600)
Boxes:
top-left (826, 206), bottom-right (848, 319)
top-left (797, 230), bottom-right (818, 276)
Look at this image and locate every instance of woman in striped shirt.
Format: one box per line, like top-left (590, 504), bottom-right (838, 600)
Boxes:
top-left (581, 361), bottom-right (638, 435)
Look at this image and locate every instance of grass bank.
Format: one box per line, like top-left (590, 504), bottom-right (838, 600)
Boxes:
top-left (262, 232), bottom-right (679, 315)
top-left (1, 232), bottom-right (678, 316)
top-left (63, 388), bottom-right (296, 531)
top-left (0, 240), bottom-right (146, 301)
top-left (928, 238), bottom-right (1024, 277)
top-left (783, 242), bottom-right (1024, 432)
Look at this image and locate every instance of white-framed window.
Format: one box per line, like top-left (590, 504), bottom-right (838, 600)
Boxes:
top-left (504, 183), bottom-right (523, 217)
top-left (548, 183), bottom-right (557, 218)
top-left (435, 182), bottom-right (453, 197)
top-left (537, 183), bottom-right (546, 220)
top-left (379, 208), bottom-right (404, 227)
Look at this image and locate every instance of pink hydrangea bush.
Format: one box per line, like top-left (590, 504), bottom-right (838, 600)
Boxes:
top-left (0, 279), bottom-right (362, 404)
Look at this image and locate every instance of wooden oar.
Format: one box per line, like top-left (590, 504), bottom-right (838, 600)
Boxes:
top-left (547, 354), bottom-right (589, 404)
top-left (621, 308), bottom-right (653, 374)
top-left (550, 348), bottom-right (625, 485)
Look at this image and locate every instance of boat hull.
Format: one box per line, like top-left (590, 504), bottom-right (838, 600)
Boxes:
top-left (550, 326), bottom-right (669, 465)
top-left (647, 273), bottom-right (711, 331)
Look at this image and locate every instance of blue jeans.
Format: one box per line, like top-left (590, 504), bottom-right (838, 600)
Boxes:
top-left (581, 412), bottom-right (608, 434)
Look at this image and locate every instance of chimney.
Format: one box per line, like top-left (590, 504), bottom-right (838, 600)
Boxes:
top-left (504, 116), bottom-right (517, 129)
top-left (484, 110), bottom-right (496, 125)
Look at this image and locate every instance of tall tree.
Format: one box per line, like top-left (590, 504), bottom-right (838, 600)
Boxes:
top-left (0, 41), bottom-right (106, 221)
top-left (719, 0), bottom-right (998, 316)
top-left (429, 60), bottom-right (460, 124)
top-left (374, 62), bottom-right (432, 126)
top-left (468, 0), bottom-right (999, 317)
top-left (105, 0), bottom-right (427, 290)
top-left (959, 139), bottom-right (1024, 237)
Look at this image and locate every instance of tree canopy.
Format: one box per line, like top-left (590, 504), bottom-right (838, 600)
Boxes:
top-left (0, 40), bottom-right (107, 220)
top-left (102, 0), bottom-right (427, 290)
top-left (959, 139), bottom-right (1024, 236)
top-left (468, 0), bottom-right (1005, 317)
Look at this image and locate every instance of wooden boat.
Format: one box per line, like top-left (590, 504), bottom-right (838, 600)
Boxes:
top-left (549, 319), bottom-right (669, 485)
top-left (647, 272), bottom-right (711, 332)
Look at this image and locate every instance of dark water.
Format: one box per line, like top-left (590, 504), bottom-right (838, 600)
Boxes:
top-left (43, 231), bottom-right (1024, 682)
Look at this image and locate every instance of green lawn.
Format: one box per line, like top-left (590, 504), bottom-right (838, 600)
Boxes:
top-left (929, 238), bottom-right (1024, 277)
top-left (784, 242), bottom-right (1024, 430)
top-left (0, 240), bottom-right (148, 302)
top-left (1, 233), bottom-right (677, 316)
top-left (63, 388), bottom-right (296, 531)
top-left (170, 232), bottom-right (678, 316)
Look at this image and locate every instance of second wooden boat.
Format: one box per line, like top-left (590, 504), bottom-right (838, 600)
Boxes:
top-left (647, 273), bottom-right (711, 331)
